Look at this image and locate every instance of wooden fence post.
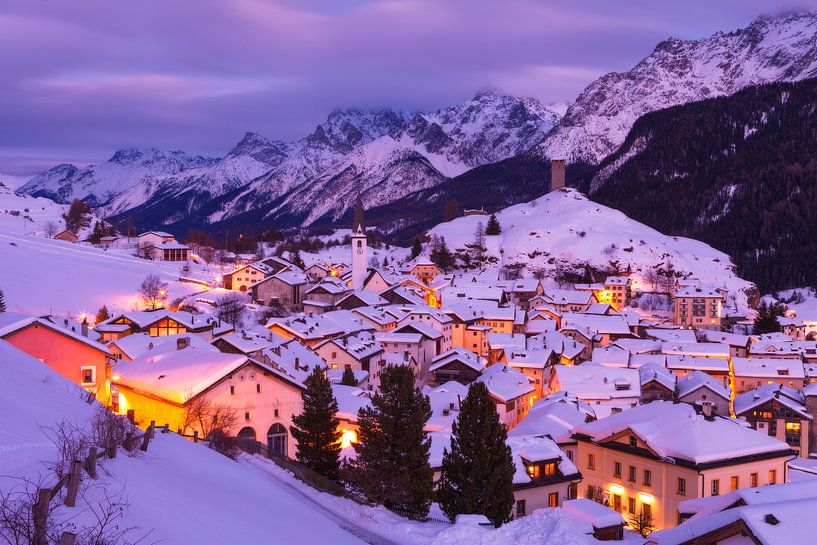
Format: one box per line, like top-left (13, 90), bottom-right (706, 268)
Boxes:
top-left (140, 426), bottom-right (153, 452)
top-left (163, 423), bottom-right (169, 433)
top-left (193, 431), bottom-right (199, 443)
top-left (64, 460), bottom-right (82, 507)
top-left (85, 446), bottom-right (98, 479)
top-left (126, 409), bottom-right (134, 423)
top-left (107, 436), bottom-right (117, 459)
top-left (58, 532), bottom-right (77, 545)
top-left (124, 431), bottom-right (133, 450)
top-left (33, 488), bottom-right (50, 545)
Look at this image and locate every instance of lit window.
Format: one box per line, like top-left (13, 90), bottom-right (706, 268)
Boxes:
top-left (711, 479), bottom-right (720, 496)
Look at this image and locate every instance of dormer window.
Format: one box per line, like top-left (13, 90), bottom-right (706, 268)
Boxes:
top-left (629, 435), bottom-right (637, 448)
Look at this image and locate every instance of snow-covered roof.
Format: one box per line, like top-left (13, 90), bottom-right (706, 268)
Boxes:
top-left (111, 332), bottom-right (213, 360)
top-left (214, 329), bottom-right (279, 354)
top-left (661, 342), bottom-right (730, 358)
top-left (104, 309), bottom-right (213, 331)
top-left (266, 314), bottom-right (346, 340)
top-left (538, 289), bottom-right (594, 306)
top-left (638, 362), bottom-right (677, 390)
top-left (423, 381), bottom-right (469, 432)
top-left (561, 499), bottom-right (624, 529)
top-left (732, 357), bottom-right (805, 379)
top-left (551, 363), bottom-right (640, 401)
top-left (262, 338), bottom-right (327, 384)
top-left (644, 327), bottom-right (697, 343)
top-left (350, 305), bottom-right (398, 326)
top-left (476, 364), bottom-right (534, 402)
top-left (664, 354), bottom-right (730, 373)
top-left (676, 370), bottom-right (731, 401)
top-left (393, 321), bottom-right (443, 340)
top-left (429, 348), bottom-right (486, 373)
top-left (509, 394), bottom-right (592, 442)
top-left (337, 290), bottom-right (388, 307)
top-left (315, 331), bottom-right (383, 360)
top-left (699, 329), bottom-right (753, 347)
top-left (487, 332), bottom-right (527, 351)
top-left (0, 311), bottom-right (111, 354)
top-left (734, 383), bottom-right (809, 418)
top-left (675, 285), bottom-right (724, 298)
top-left (374, 331), bottom-right (423, 344)
top-left (332, 384), bottom-right (372, 421)
top-left (115, 347), bottom-right (251, 403)
top-left (611, 338), bottom-right (661, 354)
top-left (573, 401), bottom-right (791, 465)
top-left (561, 312), bottom-right (632, 336)
top-left (508, 435), bottom-right (579, 484)
top-left (505, 349), bottom-right (554, 370)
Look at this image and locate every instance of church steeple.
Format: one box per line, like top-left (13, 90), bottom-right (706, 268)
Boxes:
top-left (353, 194), bottom-right (365, 234)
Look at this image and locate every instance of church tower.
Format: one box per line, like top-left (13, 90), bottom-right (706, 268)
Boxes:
top-left (351, 195), bottom-right (367, 290)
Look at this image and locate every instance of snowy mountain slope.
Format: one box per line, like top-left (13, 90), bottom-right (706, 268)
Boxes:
top-left (19, 148), bottom-right (214, 206)
top-left (0, 173), bottom-right (32, 191)
top-left (0, 183), bottom-right (74, 235)
top-left (426, 188), bottom-right (755, 311)
top-left (535, 12), bottom-right (817, 167)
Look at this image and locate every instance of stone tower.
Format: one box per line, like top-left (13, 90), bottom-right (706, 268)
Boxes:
top-left (551, 159), bottom-right (566, 191)
top-left (351, 195), bottom-right (367, 290)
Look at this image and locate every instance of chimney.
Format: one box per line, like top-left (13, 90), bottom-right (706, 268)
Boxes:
top-left (177, 337), bottom-right (191, 351)
top-left (81, 319), bottom-right (89, 338)
top-left (551, 159), bottom-right (566, 191)
top-left (701, 402), bottom-right (713, 418)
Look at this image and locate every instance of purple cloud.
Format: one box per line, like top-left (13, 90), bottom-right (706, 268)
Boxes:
top-left (1, 0), bottom-right (815, 174)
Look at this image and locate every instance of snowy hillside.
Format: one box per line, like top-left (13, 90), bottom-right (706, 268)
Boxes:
top-left (0, 173), bottom-right (32, 191)
top-left (535, 12), bottom-right (817, 166)
top-left (426, 188), bottom-right (754, 311)
top-left (0, 183), bottom-right (73, 235)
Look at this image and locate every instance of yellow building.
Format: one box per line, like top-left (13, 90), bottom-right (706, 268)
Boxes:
top-left (673, 286), bottom-right (724, 330)
top-left (572, 401), bottom-right (793, 530)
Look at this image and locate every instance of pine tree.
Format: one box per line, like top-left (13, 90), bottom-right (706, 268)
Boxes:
top-left (95, 305), bottom-right (110, 323)
top-left (290, 366), bottom-right (342, 480)
top-left (437, 382), bottom-right (515, 527)
top-left (410, 238), bottom-right (423, 260)
top-left (341, 366), bottom-right (357, 386)
top-left (485, 214), bottom-right (501, 235)
top-left (0, 287), bottom-right (6, 313)
top-left (382, 256), bottom-right (389, 268)
top-left (430, 237), bottom-right (453, 272)
top-left (349, 365), bottom-right (433, 519)
top-left (753, 301), bottom-right (782, 334)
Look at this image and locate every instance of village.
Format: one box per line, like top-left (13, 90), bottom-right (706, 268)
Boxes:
top-left (1, 161), bottom-right (815, 545)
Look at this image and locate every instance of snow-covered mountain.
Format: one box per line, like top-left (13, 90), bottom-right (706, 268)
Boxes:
top-left (19, 149), bottom-right (214, 206)
top-left (535, 12), bottom-right (817, 167)
top-left (426, 188), bottom-right (755, 312)
top-left (210, 90), bottom-right (562, 227)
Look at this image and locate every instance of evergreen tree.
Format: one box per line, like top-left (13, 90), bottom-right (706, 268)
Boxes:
top-left (341, 366), bottom-right (357, 386)
top-left (485, 214), bottom-right (501, 235)
top-left (410, 238), bottom-right (423, 260)
top-left (95, 305), bottom-right (110, 323)
top-left (0, 287), bottom-right (6, 313)
top-left (62, 199), bottom-right (92, 233)
top-left (382, 256), bottom-right (389, 268)
top-left (430, 237), bottom-right (453, 272)
top-left (290, 366), bottom-right (342, 480)
top-left (753, 301), bottom-right (782, 334)
top-left (349, 365), bottom-right (433, 519)
top-left (437, 382), bottom-right (515, 527)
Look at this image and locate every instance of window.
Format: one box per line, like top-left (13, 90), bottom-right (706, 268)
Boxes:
top-left (643, 469), bottom-right (652, 487)
top-left (244, 412), bottom-right (250, 421)
top-left (677, 478), bottom-right (686, 496)
top-left (274, 409), bottom-right (279, 418)
top-left (628, 466), bottom-right (636, 482)
top-left (548, 492), bottom-right (559, 508)
top-left (80, 366), bottom-right (96, 385)
top-left (629, 435), bottom-right (637, 447)
top-left (730, 476), bottom-right (739, 491)
top-left (516, 500), bottom-right (526, 517)
top-left (565, 450), bottom-right (573, 461)
top-left (614, 462), bottom-right (622, 478)
top-left (769, 469), bottom-right (777, 485)
top-left (711, 479), bottom-right (720, 496)
top-left (628, 497), bottom-right (636, 514)
top-left (331, 363), bottom-right (338, 370)
top-left (750, 473), bottom-right (758, 487)
top-left (230, 385), bottom-right (235, 395)
top-left (587, 453), bottom-right (595, 470)
top-left (256, 384), bottom-right (261, 394)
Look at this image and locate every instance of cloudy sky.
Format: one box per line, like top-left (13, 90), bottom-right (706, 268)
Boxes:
top-left (1, 0), bottom-right (814, 174)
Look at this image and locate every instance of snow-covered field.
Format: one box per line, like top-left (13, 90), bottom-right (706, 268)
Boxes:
top-left (426, 188), bottom-right (754, 313)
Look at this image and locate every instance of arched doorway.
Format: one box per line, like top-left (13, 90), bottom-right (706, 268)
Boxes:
top-left (267, 423), bottom-right (287, 457)
top-left (237, 426), bottom-right (257, 440)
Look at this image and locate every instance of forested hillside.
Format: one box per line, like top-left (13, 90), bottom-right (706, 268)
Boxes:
top-left (591, 78), bottom-right (817, 292)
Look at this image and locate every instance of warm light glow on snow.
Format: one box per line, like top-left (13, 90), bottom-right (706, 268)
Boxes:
top-left (340, 428), bottom-right (357, 449)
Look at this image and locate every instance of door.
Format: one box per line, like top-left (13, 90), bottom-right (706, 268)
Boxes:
top-left (757, 421), bottom-right (769, 435)
top-left (267, 423), bottom-right (287, 457)
top-left (613, 494), bottom-right (622, 512)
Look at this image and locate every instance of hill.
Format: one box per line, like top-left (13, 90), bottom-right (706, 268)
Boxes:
top-left (590, 78), bottom-right (817, 292)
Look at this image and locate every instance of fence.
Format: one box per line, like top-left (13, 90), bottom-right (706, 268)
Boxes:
top-left (32, 419), bottom-right (160, 545)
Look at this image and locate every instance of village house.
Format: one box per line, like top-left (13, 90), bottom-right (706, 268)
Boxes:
top-left (313, 331), bottom-right (383, 374)
top-left (53, 229), bottom-right (79, 242)
top-left (573, 401), bottom-right (794, 531)
top-left (673, 286), bottom-right (724, 330)
top-left (600, 276), bottom-right (632, 312)
top-left (731, 357), bottom-right (806, 394)
top-left (548, 363), bottom-right (640, 417)
top-left (675, 371), bottom-right (731, 416)
top-left (332, 383), bottom-right (373, 449)
top-left (734, 383), bottom-right (812, 458)
top-left (302, 278), bottom-right (351, 313)
top-left (335, 290), bottom-right (388, 311)
top-left (476, 363), bottom-right (536, 430)
top-left (496, 278), bottom-right (543, 310)
top-left (375, 331), bottom-right (428, 376)
top-left (360, 268), bottom-right (396, 293)
top-left (562, 499), bottom-right (626, 541)
top-left (504, 348), bottom-right (558, 399)
top-left (661, 355), bottom-right (732, 388)
top-left (0, 312), bottom-right (113, 403)
top-left (96, 309), bottom-right (220, 342)
top-left (113, 345), bottom-right (305, 457)
top-left (428, 347), bottom-right (486, 385)
top-left (250, 270), bottom-right (309, 311)
top-left (223, 262), bottom-right (273, 292)
top-left (533, 289), bottom-right (598, 313)
top-left (638, 363), bottom-right (677, 404)
top-left (266, 315), bottom-right (345, 346)
top-left (108, 332), bottom-right (215, 362)
top-left (405, 261), bottom-right (441, 285)
top-left (211, 329), bottom-right (279, 360)
top-left (699, 330), bottom-right (754, 358)
top-left (561, 313), bottom-right (635, 348)
top-left (137, 230), bottom-right (191, 262)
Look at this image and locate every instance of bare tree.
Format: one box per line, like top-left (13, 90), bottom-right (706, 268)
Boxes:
top-left (643, 268), bottom-right (660, 291)
top-left (43, 221), bottom-right (59, 238)
top-left (134, 242), bottom-right (153, 260)
top-left (629, 509), bottom-right (656, 537)
top-left (216, 292), bottom-right (244, 326)
top-left (138, 274), bottom-right (168, 310)
top-left (182, 395), bottom-right (239, 439)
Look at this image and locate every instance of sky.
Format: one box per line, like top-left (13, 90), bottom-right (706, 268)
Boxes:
top-left (1, 0), bottom-right (816, 174)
